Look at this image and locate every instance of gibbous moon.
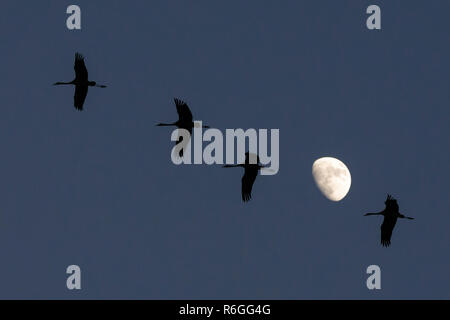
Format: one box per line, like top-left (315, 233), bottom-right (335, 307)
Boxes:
top-left (312, 157), bottom-right (351, 201)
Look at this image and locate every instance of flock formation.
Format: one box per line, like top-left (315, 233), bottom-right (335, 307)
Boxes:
top-left (53, 53), bottom-right (414, 247)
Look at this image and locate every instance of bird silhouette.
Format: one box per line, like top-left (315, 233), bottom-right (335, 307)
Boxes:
top-left (156, 98), bottom-right (209, 157)
top-left (364, 194), bottom-right (414, 247)
top-left (223, 152), bottom-right (265, 202)
top-left (53, 53), bottom-right (106, 111)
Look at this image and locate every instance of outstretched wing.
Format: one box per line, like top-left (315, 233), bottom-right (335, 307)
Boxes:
top-left (385, 194), bottom-right (399, 212)
top-left (241, 167), bottom-right (258, 202)
top-left (175, 127), bottom-right (192, 158)
top-left (74, 53), bottom-right (88, 81)
top-left (380, 216), bottom-right (397, 247)
top-left (174, 98), bottom-right (193, 123)
top-left (74, 85), bottom-right (88, 110)
top-left (245, 152), bottom-right (260, 165)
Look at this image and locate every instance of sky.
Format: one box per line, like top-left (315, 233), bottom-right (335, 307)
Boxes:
top-left (0, 1), bottom-right (449, 299)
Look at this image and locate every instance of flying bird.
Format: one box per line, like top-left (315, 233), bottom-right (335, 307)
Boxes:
top-left (223, 152), bottom-right (265, 202)
top-left (53, 53), bottom-right (107, 111)
top-left (364, 194), bottom-right (414, 247)
top-left (157, 98), bottom-right (209, 157)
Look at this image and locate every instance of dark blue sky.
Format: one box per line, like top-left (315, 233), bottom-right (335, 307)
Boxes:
top-left (0, 1), bottom-right (449, 299)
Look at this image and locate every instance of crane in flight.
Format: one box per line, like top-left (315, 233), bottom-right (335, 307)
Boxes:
top-left (157, 98), bottom-right (209, 157)
top-left (53, 53), bottom-right (106, 111)
top-left (364, 194), bottom-right (414, 247)
top-left (223, 152), bottom-right (265, 202)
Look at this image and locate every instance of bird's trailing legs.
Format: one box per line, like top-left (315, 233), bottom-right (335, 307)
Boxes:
top-left (399, 213), bottom-right (414, 220)
top-left (53, 81), bottom-right (106, 88)
top-left (364, 212), bottom-right (383, 216)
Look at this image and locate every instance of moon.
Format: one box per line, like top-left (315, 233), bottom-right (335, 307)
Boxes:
top-left (312, 157), bottom-right (351, 201)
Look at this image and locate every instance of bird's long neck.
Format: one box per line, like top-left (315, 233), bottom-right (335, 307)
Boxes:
top-left (53, 81), bottom-right (73, 85)
top-left (88, 81), bottom-right (107, 88)
top-left (398, 213), bottom-right (414, 219)
top-left (156, 122), bottom-right (177, 126)
top-left (223, 164), bottom-right (244, 168)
